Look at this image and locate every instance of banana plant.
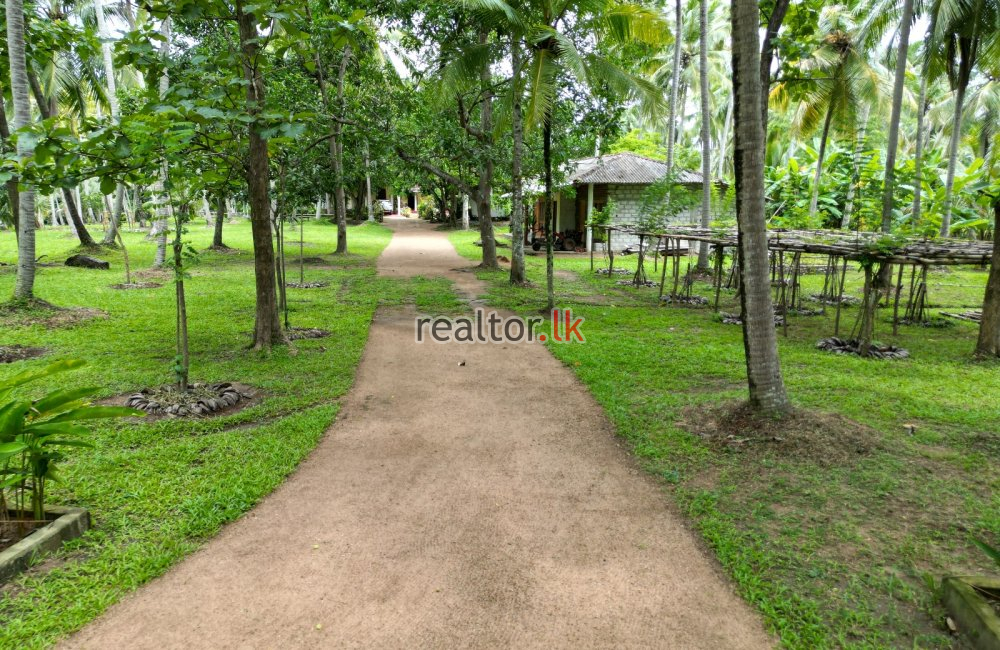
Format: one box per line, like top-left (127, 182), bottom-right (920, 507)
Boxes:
top-left (1, 361), bottom-right (143, 521)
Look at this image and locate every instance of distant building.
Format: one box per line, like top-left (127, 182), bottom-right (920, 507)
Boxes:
top-left (531, 152), bottom-right (706, 251)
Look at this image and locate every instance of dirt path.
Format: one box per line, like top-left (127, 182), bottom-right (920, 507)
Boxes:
top-left (63, 218), bottom-right (773, 649)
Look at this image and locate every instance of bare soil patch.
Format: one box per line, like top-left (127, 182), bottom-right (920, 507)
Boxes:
top-left (0, 345), bottom-right (47, 364)
top-left (679, 401), bottom-right (882, 466)
top-left (0, 517), bottom-right (46, 553)
top-left (0, 302), bottom-right (107, 329)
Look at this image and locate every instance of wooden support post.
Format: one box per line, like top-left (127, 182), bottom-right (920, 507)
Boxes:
top-left (892, 263), bottom-right (905, 335)
top-left (834, 257), bottom-right (848, 336)
top-left (713, 245), bottom-right (724, 311)
top-left (608, 228), bottom-right (614, 275)
top-left (672, 239), bottom-right (682, 299)
top-left (658, 237), bottom-right (671, 301)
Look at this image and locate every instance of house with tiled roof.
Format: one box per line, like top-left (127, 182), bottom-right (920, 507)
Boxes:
top-left (530, 152), bottom-right (708, 252)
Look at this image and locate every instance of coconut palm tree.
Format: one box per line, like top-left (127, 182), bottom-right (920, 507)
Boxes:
top-left (784, 6), bottom-right (882, 221)
top-left (696, 0), bottom-right (712, 270)
top-left (878, 0), bottom-right (917, 233)
top-left (6, 0), bottom-right (37, 301)
top-left (520, 0), bottom-right (667, 310)
top-left (930, 0), bottom-right (999, 236)
top-left (731, 0), bottom-right (790, 415)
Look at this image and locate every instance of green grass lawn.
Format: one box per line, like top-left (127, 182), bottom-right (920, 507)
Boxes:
top-left (0, 219), bottom-right (460, 649)
top-left (452, 227), bottom-right (1000, 649)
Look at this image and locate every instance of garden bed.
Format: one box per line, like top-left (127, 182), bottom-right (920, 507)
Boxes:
top-left (0, 507), bottom-right (90, 583)
top-left (119, 382), bottom-right (255, 418)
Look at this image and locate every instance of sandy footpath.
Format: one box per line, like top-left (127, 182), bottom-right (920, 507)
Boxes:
top-left (62, 217), bottom-right (773, 649)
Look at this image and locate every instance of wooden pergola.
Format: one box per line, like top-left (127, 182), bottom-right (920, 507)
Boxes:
top-left (594, 224), bottom-right (994, 351)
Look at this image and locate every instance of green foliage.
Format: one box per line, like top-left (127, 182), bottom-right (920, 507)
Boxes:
top-left (1, 362), bottom-right (142, 520)
top-left (973, 538), bottom-right (1000, 570)
top-left (638, 174), bottom-right (700, 231)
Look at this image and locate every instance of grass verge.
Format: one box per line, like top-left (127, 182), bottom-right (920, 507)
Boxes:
top-left (450, 227), bottom-right (1000, 649)
top-left (0, 219), bottom-right (458, 648)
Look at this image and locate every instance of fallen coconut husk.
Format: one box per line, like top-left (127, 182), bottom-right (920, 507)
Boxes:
top-left (616, 279), bottom-right (656, 287)
top-left (287, 327), bottom-right (331, 340)
top-left (816, 337), bottom-right (909, 360)
top-left (286, 281), bottom-right (329, 289)
top-left (124, 382), bottom-right (252, 418)
top-left (110, 282), bottom-right (162, 290)
top-left (719, 312), bottom-right (785, 327)
top-left (809, 293), bottom-right (859, 306)
top-left (661, 295), bottom-right (709, 307)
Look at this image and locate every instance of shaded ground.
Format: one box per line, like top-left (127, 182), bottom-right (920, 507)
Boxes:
top-left (63, 218), bottom-right (772, 649)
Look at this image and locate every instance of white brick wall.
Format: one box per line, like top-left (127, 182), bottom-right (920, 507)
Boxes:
top-left (604, 184), bottom-right (700, 251)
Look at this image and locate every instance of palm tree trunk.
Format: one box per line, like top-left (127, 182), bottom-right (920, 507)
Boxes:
top-left (760, 0), bottom-right (791, 137)
top-left (26, 72), bottom-right (96, 248)
top-left (697, 0), bottom-right (712, 270)
top-left (975, 198), bottom-right (1000, 358)
top-left (808, 102), bottom-right (835, 218)
top-left (940, 43), bottom-right (973, 237)
top-left (841, 104), bottom-right (870, 229)
top-left (96, 0), bottom-right (126, 246)
top-left (732, 0), bottom-right (790, 415)
top-left (0, 80), bottom-right (21, 242)
top-left (544, 114), bottom-right (555, 312)
top-left (666, 0), bottom-right (682, 174)
top-left (880, 0), bottom-right (914, 233)
top-left (510, 38), bottom-right (527, 285)
top-left (152, 18), bottom-right (171, 267)
top-left (237, 2), bottom-right (283, 349)
top-left (6, 0), bottom-right (36, 300)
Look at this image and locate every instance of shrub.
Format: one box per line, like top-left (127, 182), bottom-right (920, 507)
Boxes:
top-left (0, 361), bottom-right (142, 521)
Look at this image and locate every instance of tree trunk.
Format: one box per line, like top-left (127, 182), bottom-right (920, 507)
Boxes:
top-left (841, 104), bottom-right (870, 228)
top-left (697, 0), bottom-right (712, 270)
top-left (808, 102), bottom-right (835, 219)
top-left (732, 0), bottom-right (791, 414)
top-left (475, 30), bottom-right (498, 270)
top-left (911, 63), bottom-right (930, 226)
top-left (7, 0), bottom-right (35, 300)
top-left (544, 115), bottom-right (555, 312)
top-left (666, 0), bottom-right (682, 174)
top-left (880, 0), bottom-right (914, 233)
top-left (26, 72), bottom-right (95, 248)
top-left (510, 38), bottom-right (527, 285)
top-left (172, 203), bottom-right (189, 390)
top-left (213, 194), bottom-right (226, 248)
top-left (0, 81), bottom-right (20, 242)
top-left (237, 3), bottom-right (283, 349)
top-left (152, 19), bottom-right (171, 267)
top-left (759, 0), bottom-right (791, 137)
top-left (975, 200), bottom-right (1000, 358)
top-left (333, 47), bottom-right (351, 254)
top-left (96, 0), bottom-right (126, 246)
top-left (940, 40), bottom-right (974, 237)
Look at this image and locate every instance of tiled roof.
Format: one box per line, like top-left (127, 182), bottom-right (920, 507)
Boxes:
top-left (567, 152), bottom-right (704, 185)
